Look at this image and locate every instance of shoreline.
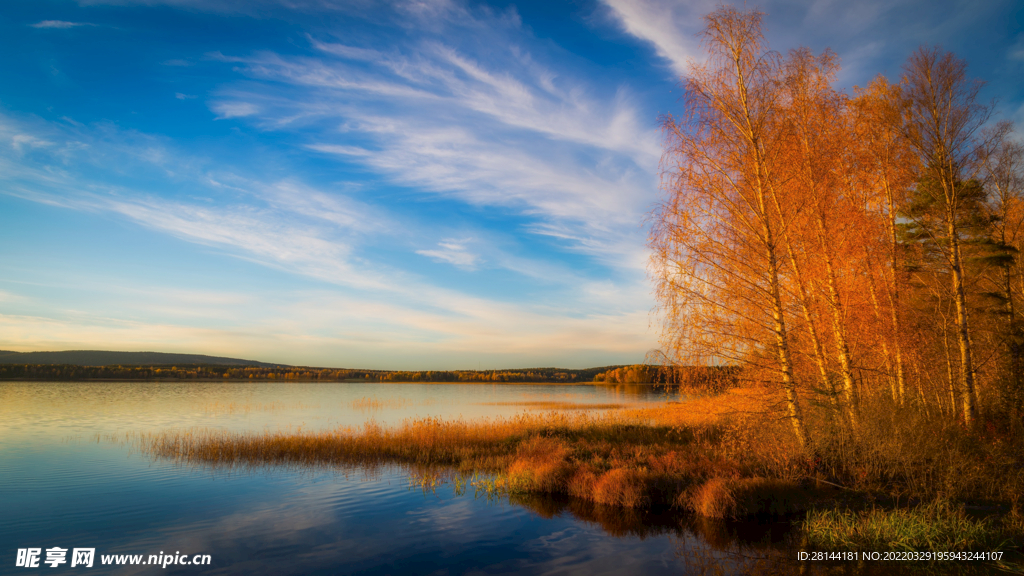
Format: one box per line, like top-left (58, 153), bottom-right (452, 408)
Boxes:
top-left (122, 387), bottom-right (1024, 555)
top-left (1, 378), bottom-right (670, 385)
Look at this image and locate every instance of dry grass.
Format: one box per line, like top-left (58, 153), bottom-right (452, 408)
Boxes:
top-left (684, 477), bottom-right (811, 519)
top-left (800, 395), bottom-right (1024, 504)
top-left (135, 385), bottom-right (1024, 542)
top-left (623, 387), bottom-right (772, 428)
top-left (128, 405), bottom-right (825, 516)
top-left (632, 386), bottom-right (1024, 507)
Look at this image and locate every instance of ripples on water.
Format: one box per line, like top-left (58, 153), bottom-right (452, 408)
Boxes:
top-left (0, 382), bottom-right (986, 575)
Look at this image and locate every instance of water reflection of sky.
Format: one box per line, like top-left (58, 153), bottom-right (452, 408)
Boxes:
top-left (0, 381), bottom-right (677, 439)
top-left (0, 382), bottom-right (695, 575)
top-left (0, 382), bottom-right (974, 575)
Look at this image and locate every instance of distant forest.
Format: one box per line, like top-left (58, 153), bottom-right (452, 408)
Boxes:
top-left (0, 350), bottom-right (276, 367)
top-left (0, 364), bottom-right (620, 383)
top-left (0, 363), bottom-right (738, 388)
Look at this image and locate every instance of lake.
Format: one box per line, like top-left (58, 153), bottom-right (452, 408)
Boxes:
top-left (0, 381), bottom-right (965, 575)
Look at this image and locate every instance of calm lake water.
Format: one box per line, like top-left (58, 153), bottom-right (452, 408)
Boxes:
top-left (0, 381), bottom-right (996, 575)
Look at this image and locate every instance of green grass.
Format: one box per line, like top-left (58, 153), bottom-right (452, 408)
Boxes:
top-left (803, 499), bottom-right (1018, 551)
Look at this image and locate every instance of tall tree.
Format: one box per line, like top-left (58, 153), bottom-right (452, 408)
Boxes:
top-left (778, 47), bottom-right (864, 427)
top-left (852, 77), bottom-right (920, 406)
top-left (652, 7), bottom-right (808, 448)
top-left (898, 47), bottom-right (993, 425)
top-left (980, 122), bottom-right (1024, 422)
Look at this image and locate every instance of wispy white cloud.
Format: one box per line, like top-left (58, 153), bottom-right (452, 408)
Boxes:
top-left (1010, 35), bottom-right (1024, 62)
top-left (0, 113), bottom-right (374, 285)
top-left (30, 20), bottom-right (95, 29)
top-left (306, 118), bottom-right (647, 270)
top-left (300, 38), bottom-right (660, 161)
top-left (0, 112), bottom-right (656, 365)
top-left (211, 101), bottom-right (260, 119)
top-left (416, 239), bottom-right (480, 269)
top-left (10, 134), bottom-right (54, 152)
top-left (0, 290), bottom-right (29, 304)
top-left (598, 0), bottom-right (711, 78)
top-left (598, 0), bottom-right (1022, 94)
top-left (305, 143), bottom-right (372, 157)
top-left (2, 1), bottom-right (665, 367)
top-left (0, 296), bottom-right (652, 369)
top-left (212, 22), bottom-right (659, 271)
top-left (0, 253), bottom-right (654, 367)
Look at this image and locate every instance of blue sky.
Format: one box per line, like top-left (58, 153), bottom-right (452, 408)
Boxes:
top-left (1, 0), bottom-right (1021, 369)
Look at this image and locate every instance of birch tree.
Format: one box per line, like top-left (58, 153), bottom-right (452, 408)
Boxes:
top-left (852, 77), bottom-right (919, 406)
top-left (898, 47), bottom-right (992, 425)
top-left (652, 7), bottom-right (808, 448)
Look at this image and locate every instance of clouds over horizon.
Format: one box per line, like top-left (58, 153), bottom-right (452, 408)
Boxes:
top-left (203, 6), bottom-right (662, 267)
top-left (2, 0), bottom-right (1021, 367)
top-left (0, 99), bottom-right (657, 367)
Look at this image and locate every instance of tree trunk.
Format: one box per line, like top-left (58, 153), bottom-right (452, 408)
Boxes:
top-left (884, 179), bottom-right (907, 406)
top-left (776, 204), bottom-right (840, 415)
top-left (948, 217), bottom-right (977, 426)
top-left (768, 239), bottom-right (809, 448)
top-left (818, 217), bottom-right (860, 428)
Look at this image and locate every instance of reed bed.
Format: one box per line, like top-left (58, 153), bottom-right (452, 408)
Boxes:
top-left (133, 386), bottom-right (1024, 554)
top-left (130, 409), bottom-right (819, 515)
top-left (623, 387), bottom-right (772, 428)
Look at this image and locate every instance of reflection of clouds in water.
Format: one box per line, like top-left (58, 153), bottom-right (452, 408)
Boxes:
top-left (517, 525), bottom-right (681, 576)
top-left (2, 381), bottom-right (666, 438)
top-left (5, 382), bottom-right (705, 575)
top-left (86, 468), bottom-right (694, 576)
top-left (405, 496), bottom-right (479, 535)
top-left (94, 472), bottom-right (400, 575)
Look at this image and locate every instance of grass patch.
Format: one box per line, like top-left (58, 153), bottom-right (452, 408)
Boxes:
top-left (803, 499), bottom-right (1018, 551)
top-left (684, 477), bottom-right (811, 519)
top-left (127, 410), bottom-right (820, 514)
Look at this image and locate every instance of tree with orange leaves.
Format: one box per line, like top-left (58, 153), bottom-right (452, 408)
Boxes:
top-left (651, 6), bottom-right (808, 448)
top-left (851, 76), bottom-right (920, 407)
top-left (775, 46), bottom-right (870, 428)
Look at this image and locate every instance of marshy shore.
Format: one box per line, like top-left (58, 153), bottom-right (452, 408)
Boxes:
top-left (129, 386), bottom-right (1024, 556)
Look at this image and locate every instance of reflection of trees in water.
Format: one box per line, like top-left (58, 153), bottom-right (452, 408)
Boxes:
top-left (593, 366), bottom-right (741, 400)
top-left (509, 491), bottom-right (1009, 576)
top-left (510, 491), bottom-right (809, 575)
top-left (511, 491), bottom-right (687, 538)
top-left (596, 365), bottom-right (740, 388)
top-left (594, 382), bottom-right (683, 400)
top-left (138, 455), bottom-right (1017, 575)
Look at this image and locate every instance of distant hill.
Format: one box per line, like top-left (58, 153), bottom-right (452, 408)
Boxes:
top-left (0, 350), bottom-right (282, 367)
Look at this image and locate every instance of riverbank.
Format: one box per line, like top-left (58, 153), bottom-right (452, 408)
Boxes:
top-left (131, 386), bottom-right (1024, 553)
